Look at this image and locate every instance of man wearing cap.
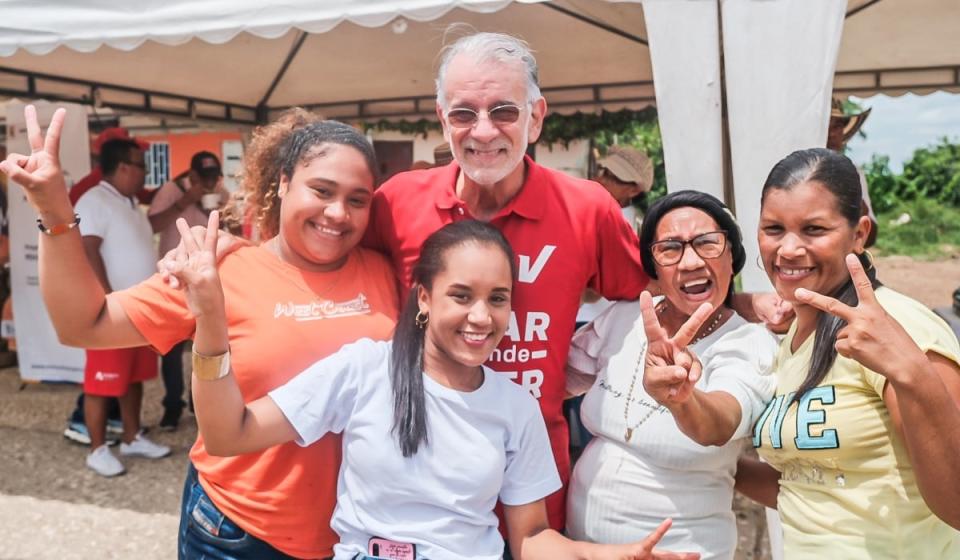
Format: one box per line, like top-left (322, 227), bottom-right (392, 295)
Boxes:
top-left (594, 145), bottom-right (655, 232)
top-left (74, 138), bottom-right (171, 476)
top-left (148, 150), bottom-right (227, 430)
top-left (828, 98), bottom-right (879, 247)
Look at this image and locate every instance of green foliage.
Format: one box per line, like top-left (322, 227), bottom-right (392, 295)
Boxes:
top-left (539, 108), bottom-right (659, 147)
top-left (863, 137), bottom-right (960, 214)
top-left (875, 198), bottom-right (960, 259)
top-left (361, 119), bottom-right (440, 139)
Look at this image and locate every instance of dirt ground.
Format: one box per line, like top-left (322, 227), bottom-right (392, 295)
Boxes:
top-left (0, 255), bottom-right (956, 560)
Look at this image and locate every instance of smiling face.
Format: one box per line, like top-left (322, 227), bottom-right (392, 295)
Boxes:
top-left (275, 143), bottom-right (375, 271)
top-left (418, 241), bottom-right (513, 379)
top-left (437, 54), bottom-right (545, 190)
top-left (653, 207), bottom-right (733, 317)
top-left (758, 180), bottom-right (870, 304)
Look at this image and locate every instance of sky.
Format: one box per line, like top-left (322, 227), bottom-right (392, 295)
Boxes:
top-left (846, 91), bottom-right (960, 173)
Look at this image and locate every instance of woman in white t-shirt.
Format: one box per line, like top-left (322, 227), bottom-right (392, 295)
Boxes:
top-left (566, 190), bottom-right (778, 559)
top-left (171, 219), bottom-right (697, 560)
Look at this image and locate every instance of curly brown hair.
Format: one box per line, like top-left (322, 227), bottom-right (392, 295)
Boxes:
top-left (221, 107), bottom-right (322, 239)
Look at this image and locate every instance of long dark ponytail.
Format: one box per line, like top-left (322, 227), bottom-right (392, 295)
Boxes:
top-left (390, 220), bottom-right (516, 457)
top-left (762, 148), bottom-right (881, 403)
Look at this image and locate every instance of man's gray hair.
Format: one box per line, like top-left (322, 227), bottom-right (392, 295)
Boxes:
top-left (435, 32), bottom-right (542, 110)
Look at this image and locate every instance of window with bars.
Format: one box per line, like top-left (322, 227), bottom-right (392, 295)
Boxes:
top-left (145, 142), bottom-right (170, 187)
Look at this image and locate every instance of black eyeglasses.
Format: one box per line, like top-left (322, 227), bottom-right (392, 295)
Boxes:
top-left (650, 231), bottom-right (727, 266)
top-left (445, 104), bottom-right (524, 128)
top-left (124, 160), bottom-right (147, 170)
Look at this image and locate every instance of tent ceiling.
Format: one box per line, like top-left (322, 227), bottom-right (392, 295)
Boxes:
top-left (0, 0), bottom-right (956, 124)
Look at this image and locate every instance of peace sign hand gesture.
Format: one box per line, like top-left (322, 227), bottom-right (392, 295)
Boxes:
top-left (639, 291), bottom-right (714, 407)
top-left (0, 105), bottom-right (74, 219)
top-left (164, 212), bottom-right (226, 320)
top-left (794, 254), bottom-right (925, 381)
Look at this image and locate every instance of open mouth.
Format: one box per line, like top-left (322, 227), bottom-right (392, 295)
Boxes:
top-left (679, 278), bottom-right (713, 296)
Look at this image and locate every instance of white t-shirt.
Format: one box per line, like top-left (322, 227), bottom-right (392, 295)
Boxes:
top-left (565, 300), bottom-right (777, 559)
top-left (269, 338), bottom-right (562, 560)
top-left (74, 181), bottom-right (156, 291)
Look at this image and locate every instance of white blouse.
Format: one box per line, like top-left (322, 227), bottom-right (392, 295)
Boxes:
top-left (565, 300), bottom-right (777, 559)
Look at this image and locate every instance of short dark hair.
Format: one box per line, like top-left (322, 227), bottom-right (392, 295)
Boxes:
top-left (99, 138), bottom-right (142, 176)
top-left (638, 190), bottom-right (746, 307)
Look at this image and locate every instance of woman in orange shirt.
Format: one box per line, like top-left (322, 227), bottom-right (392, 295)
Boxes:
top-left (1, 105), bottom-right (399, 560)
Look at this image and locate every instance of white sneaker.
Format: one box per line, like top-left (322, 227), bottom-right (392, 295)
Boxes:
top-left (120, 434), bottom-right (171, 459)
top-left (86, 445), bottom-right (125, 477)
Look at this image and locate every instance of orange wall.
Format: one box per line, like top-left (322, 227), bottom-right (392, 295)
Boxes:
top-left (139, 131), bottom-right (244, 177)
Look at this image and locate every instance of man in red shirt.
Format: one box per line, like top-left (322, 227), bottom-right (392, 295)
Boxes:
top-left (364, 32), bottom-right (648, 531)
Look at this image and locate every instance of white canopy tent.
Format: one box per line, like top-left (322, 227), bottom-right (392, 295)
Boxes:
top-left (0, 0), bottom-right (958, 288)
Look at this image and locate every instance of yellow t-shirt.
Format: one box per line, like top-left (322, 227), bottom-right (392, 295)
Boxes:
top-left (755, 287), bottom-right (960, 559)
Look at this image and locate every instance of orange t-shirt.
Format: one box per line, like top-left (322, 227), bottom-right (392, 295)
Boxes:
top-left (116, 245), bottom-right (398, 559)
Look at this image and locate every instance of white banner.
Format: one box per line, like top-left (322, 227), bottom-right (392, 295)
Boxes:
top-left (6, 101), bottom-right (89, 382)
top-left (642, 0), bottom-right (724, 200)
top-left (722, 0), bottom-right (846, 292)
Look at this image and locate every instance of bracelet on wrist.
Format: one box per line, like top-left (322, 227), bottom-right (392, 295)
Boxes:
top-left (192, 347), bottom-right (231, 381)
top-left (37, 214), bottom-right (81, 236)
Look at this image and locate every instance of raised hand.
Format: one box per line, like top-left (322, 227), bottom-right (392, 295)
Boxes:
top-left (158, 226), bottom-right (246, 289)
top-left (754, 292), bottom-right (794, 333)
top-left (0, 105), bottom-right (73, 218)
top-left (794, 253), bottom-right (925, 380)
top-left (640, 291), bottom-right (713, 407)
top-left (597, 519), bottom-right (700, 560)
top-left (164, 211), bottom-right (225, 319)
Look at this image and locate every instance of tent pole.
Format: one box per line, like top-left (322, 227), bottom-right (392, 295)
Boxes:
top-left (257, 30), bottom-right (310, 123)
top-left (717, 0), bottom-right (735, 213)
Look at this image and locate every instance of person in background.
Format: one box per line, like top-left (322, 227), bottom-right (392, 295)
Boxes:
top-left (593, 145), bottom-right (655, 232)
top-left (72, 138), bottom-right (171, 476)
top-left (147, 150), bottom-right (229, 431)
top-left (827, 98), bottom-right (878, 248)
top-left (568, 145), bottom-right (657, 457)
top-left (63, 127), bottom-right (149, 445)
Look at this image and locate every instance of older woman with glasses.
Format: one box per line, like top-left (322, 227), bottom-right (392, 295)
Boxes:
top-left (565, 190), bottom-right (778, 559)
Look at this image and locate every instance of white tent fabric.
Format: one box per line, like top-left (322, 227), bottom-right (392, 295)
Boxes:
top-left (641, 0), bottom-right (724, 202)
top-left (0, 0), bottom-right (524, 55)
top-left (724, 0), bottom-right (847, 292)
top-left (1, 0), bottom-right (955, 123)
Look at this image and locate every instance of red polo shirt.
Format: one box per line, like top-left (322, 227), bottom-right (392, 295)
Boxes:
top-left (364, 156), bottom-right (648, 529)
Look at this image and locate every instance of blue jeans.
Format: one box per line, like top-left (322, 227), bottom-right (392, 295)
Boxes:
top-left (179, 463), bottom-right (304, 560)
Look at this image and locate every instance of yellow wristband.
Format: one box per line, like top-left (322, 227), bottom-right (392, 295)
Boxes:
top-left (192, 348), bottom-right (231, 381)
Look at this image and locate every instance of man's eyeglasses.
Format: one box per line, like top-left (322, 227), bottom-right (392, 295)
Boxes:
top-left (124, 160), bottom-right (147, 170)
top-left (445, 104), bottom-right (524, 128)
top-left (650, 231), bottom-right (727, 266)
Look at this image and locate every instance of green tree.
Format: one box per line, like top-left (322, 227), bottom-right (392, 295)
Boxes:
top-left (899, 138), bottom-right (960, 207)
top-left (862, 154), bottom-right (900, 213)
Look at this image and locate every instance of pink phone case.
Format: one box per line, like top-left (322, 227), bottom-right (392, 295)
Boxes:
top-left (368, 537), bottom-right (416, 560)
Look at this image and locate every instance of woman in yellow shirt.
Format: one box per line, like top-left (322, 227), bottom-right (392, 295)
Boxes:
top-left (734, 148), bottom-right (960, 558)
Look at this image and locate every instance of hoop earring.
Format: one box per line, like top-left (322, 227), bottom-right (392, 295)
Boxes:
top-left (415, 311), bottom-right (429, 329)
top-left (756, 255), bottom-right (765, 270)
top-left (861, 249), bottom-right (876, 272)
